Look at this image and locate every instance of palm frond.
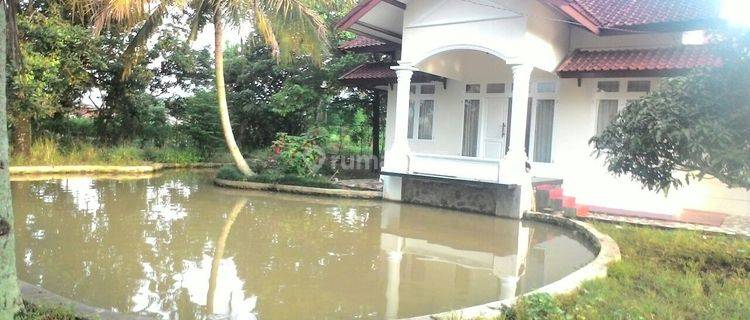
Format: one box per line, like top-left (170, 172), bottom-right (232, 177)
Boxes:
top-left (253, 0), bottom-right (280, 57)
top-left (120, 1), bottom-right (168, 78)
top-left (256, 0), bottom-right (330, 65)
top-left (187, 0), bottom-right (211, 42)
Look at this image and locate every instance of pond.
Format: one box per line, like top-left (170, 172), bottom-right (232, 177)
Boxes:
top-left (12, 170), bottom-right (595, 319)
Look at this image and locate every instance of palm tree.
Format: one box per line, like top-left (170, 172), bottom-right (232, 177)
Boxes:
top-left (0, 0), bottom-right (23, 316)
top-left (75, 0), bottom-right (334, 176)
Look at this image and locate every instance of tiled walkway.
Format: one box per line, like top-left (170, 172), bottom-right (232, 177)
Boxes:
top-left (587, 212), bottom-right (750, 237)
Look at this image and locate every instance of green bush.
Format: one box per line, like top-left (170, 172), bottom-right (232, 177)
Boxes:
top-left (271, 130), bottom-right (326, 177)
top-left (104, 145), bottom-right (144, 165)
top-left (248, 174), bottom-right (338, 189)
top-left (15, 302), bottom-right (77, 320)
top-left (153, 148), bottom-right (203, 164)
top-left (498, 294), bottom-right (565, 320)
top-left (216, 165), bottom-right (247, 181)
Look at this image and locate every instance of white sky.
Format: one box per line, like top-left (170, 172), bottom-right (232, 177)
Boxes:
top-left (721, 0), bottom-right (750, 27)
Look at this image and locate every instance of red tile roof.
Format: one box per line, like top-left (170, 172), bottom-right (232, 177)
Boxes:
top-left (339, 36), bottom-right (391, 51)
top-left (545, 0), bottom-right (722, 34)
top-left (557, 45), bottom-right (722, 77)
top-left (339, 63), bottom-right (444, 86)
top-left (573, 0), bottom-right (719, 28)
top-left (339, 63), bottom-right (396, 81)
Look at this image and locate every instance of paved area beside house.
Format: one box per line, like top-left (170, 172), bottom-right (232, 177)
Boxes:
top-left (587, 212), bottom-right (750, 237)
top-left (335, 179), bottom-right (383, 191)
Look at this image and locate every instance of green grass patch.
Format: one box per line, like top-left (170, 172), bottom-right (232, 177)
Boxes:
top-left (217, 165), bottom-right (339, 189)
top-left (493, 222), bottom-right (750, 320)
top-left (15, 302), bottom-right (81, 320)
top-left (11, 138), bottom-right (208, 166)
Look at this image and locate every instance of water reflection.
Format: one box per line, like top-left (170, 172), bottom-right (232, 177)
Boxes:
top-left (13, 171), bottom-right (594, 319)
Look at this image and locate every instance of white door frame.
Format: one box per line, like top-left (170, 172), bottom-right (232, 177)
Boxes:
top-left (460, 84), bottom-right (485, 157)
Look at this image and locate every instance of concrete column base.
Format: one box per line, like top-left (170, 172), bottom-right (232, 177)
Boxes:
top-left (382, 175), bottom-right (403, 201)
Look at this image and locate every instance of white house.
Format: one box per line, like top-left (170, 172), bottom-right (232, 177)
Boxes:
top-left (337, 0), bottom-right (749, 221)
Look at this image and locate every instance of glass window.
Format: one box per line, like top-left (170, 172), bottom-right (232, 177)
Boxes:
top-left (418, 100), bottom-right (434, 140)
top-left (487, 83), bottom-right (506, 94)
top-left (533, 100), bottom-right (555, 163)
top-left (596, 100), bottom-right (619, 135)
top-left (420, 84), bottom-right (436, 94)
top-left (462, 100), bottom-right (481, 157)
top-left (627, 80), bottom-right (651, 92)
top-left (537, 82), bottom-right (556, 93)
top-left (410, 85), bottom-right (416, 94)
top-left (597, 81), bottom-right (620, 93)
top-left (407, 100), bottom-right (415, 139)
top-left (465, 84), bottom-right (481, 93)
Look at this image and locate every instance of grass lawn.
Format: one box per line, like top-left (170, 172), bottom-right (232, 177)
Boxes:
top-left (498, 222), bottom-right (750, 320)
top-left (14, 302), bottom-right (80, 320)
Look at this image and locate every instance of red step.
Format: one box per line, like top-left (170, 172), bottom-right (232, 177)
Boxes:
top-left (576, 205), bottom-right (590, 218)
top-left (549, 188), bottom-right (563, 200)
top-left (562, 196), bottom-right (576, 208)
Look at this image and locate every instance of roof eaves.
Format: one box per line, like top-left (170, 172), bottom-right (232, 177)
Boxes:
top-left (335, 0), bottom-right (382, 31)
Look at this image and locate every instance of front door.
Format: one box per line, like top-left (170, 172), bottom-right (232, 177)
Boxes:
top-left (461, 99), bottom-right (481, 157)
top-left (482, 97), bottom-right (510, 159)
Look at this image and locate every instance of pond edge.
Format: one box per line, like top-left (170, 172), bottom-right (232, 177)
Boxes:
top-left (10, 163), bottom-right (224, 175)
top-left (20, 281), bottom-right (153, 320)
top-left (405, 212), bottom-right (622, 320)
top-left (214, 178), bottom-right (383, 199)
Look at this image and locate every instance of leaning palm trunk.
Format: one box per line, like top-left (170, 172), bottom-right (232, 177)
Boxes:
top-left (214, 12), bottom-right (254, 176)
top-left (0, 2), bottom-right (23, 316)
top-left (206, 199), bottom-right (247, 314)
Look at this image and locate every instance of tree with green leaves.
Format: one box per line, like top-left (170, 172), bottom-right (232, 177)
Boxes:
top-left (0, 0), bottom-right (24, 316)
top-left (591, 30), bottom-right (750, 193)
top-left (9, 8), bottom-right (105, 153)
top-left (73, 0), bottom-right (341, 176)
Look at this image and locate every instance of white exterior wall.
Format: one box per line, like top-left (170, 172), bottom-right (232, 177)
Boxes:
top-left (385, 74), bottom-right (750, 217)
top-left (380, 0), bottom-right (750, 217)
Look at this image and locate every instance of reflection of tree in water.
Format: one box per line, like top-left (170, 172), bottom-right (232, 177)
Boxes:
top-left (11, 171), bottom-right (591, 320)
top-left (224, 195), bottom-right (384, 319)
top-left (13, 171), bottom-right (232, 318)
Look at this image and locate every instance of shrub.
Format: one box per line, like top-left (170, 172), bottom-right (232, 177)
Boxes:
top-left (216, 165), bottom-right (247, 181)
top-left (271, 130), bottom-right (326, 177)
top-left (15, 302), bottom-right (78, 320)
top-left (248, 174), bottom-right (338, 189)
top-left (152, 147), bottom-right (203, 164)
top-left (104, 145), bottom-right (145, 165)
top-left (498, 294), bottom-right (566, 320)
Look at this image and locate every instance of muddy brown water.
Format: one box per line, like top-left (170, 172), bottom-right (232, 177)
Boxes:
top-left (12, 170), bottom-right (594, 319)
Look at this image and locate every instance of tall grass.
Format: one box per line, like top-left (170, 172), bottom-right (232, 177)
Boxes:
top-left (10, 138), bottom-right (208, 166)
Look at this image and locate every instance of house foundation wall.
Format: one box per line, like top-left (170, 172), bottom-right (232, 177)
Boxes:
top-left (387, 175), bottom-right (523, 218)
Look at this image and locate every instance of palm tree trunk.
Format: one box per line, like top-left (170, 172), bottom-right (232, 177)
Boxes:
top-left (0, 3), bottom-right (23, 316)
top-left (214, 12), bottom-right (254, 176)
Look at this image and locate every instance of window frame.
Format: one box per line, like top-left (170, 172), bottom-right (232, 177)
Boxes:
top-left (527, 80), bottom-right (559, 164)
top-left (592, 78), bottom-right (656, 136)
top-left (408, 83), bottom-right (438, 142)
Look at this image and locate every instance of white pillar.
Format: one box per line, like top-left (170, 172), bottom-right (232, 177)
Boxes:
top-left (385, 250), bottom-right (403, 319)
top-left (383, 61), bottom-right (418, 173)
top-left (499, 276), bottom-right (520, 301)
top-left (502, 64), bottom-right (534, 179)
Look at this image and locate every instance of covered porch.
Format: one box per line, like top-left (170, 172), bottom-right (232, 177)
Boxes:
top-left (382, 49), bottom-right (559, 185)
